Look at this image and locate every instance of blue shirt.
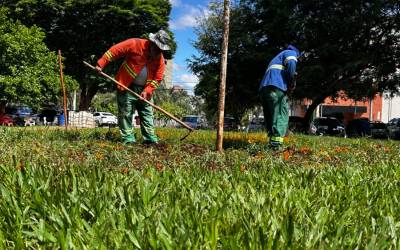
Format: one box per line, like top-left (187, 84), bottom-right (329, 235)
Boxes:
top-left (259, 49), bottom-right (298, 92)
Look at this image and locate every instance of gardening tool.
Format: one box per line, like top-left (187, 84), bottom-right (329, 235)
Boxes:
top-left (83, 61), bottom-right (194, 141)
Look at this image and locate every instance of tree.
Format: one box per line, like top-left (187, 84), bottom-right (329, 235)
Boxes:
top-left (153, 89), bottom-right (193, 125)
top-left (190, 0), bottom-right (400, 125)
top-left (3, 0), bottom-right (176, 110)
top-left (286, 0), bottom-right (400, 124)
top-left (155, 101), bottom-right (185, 126)
top-left (0, 9), bottom-right (77, 110)
top-left (91, 92), bottom-right (118, 115)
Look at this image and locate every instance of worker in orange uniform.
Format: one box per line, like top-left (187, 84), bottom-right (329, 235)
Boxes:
top-left (96, 30), bottom-right (171, 144)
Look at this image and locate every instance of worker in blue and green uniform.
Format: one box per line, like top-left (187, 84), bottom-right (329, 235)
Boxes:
top-left (259, 45), bottom-right (300, 149)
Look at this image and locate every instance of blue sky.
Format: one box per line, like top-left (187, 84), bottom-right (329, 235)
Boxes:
top-left (168, 0), bottom-right (211, 94)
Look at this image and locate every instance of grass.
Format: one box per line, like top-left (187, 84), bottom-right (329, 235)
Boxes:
top-left (0, 126), bottom-right (399, 249)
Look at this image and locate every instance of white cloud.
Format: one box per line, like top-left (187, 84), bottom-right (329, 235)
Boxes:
top-left (169, 0), bottom-right (181, 7)
top-left (169, 4), bottom-right (210, 30)
top-left (174, 73), bottom-right (199, 94)
top-left (173, 62), bottom-right (185, 72)
top-left (179, 73), bottom-right (199, 85)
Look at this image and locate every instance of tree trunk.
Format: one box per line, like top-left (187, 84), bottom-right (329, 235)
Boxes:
top-left (303, 95), bottom-right (327, 129)
top-left (216, 0), bottom-right (230, 152)
top-left (78, 82), bottom-right (99, 111)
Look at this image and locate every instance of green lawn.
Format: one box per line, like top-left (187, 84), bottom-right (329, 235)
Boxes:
top-left (0, 127), bottom-right (399, 249)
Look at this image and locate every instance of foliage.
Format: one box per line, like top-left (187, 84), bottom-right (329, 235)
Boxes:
top-left (0, 127), bottom-right (400, 248)
top-left (91, 92), bottom-right (118, 115)
top-left (2, 0), bottom-right (176, 110)
top-left (0, 9), bottom-right (77, 110)
top-left (153, 89), bottom-right (194, 123)
top-left (155, 101), bottom-right (185, 126)
top-left (190, 0), bottom-right (400, 124)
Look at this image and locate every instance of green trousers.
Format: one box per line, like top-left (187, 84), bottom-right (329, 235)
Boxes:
top-left (260, 86), bottom-right (289, 147)
top-left (117, 85), bottom-right (158, 143)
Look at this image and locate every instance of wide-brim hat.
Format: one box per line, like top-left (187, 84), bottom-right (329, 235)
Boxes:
top-left (149, 30), bottom-right (171, 51)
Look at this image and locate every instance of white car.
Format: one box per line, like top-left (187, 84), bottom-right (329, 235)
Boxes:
top-left (93, 112), bottom-right (118, 127)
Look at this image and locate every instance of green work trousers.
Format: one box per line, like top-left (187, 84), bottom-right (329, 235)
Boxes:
top-left (117, 85), bottom-right (158, 143)
top-left (260, 86), bottom-right (289, 147)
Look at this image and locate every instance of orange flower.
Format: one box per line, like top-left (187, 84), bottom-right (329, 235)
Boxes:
top-left (114, 145), bottom-right (124, 151)
top-left (254, 152), bottom-right (265, 159)
top-left (155, 162), bottom-right (163, 171)
top-left (299, 147), bottom-right (312, 154)
top-left (334, 147), bottom-right (349, 153)
top-left (283, 150), bottom-right (291, 161)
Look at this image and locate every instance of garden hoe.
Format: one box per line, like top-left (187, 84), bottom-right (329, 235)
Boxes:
top-left (83, 61), bottom-right (194, 141)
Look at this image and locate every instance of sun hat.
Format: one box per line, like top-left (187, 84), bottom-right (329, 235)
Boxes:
top-left (149, 30), bottom-right (172, 51)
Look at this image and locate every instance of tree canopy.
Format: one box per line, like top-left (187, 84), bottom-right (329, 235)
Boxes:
top-left (2, 0), bottom-right (176, 110)
top-left (190, 0), bottom-right (400, 123)
top-left (0, 9), bottom-right (77, 110)
top-left (153, 89), bottom-right (194, 125)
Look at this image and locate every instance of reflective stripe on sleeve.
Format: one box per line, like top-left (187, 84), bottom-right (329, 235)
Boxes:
top-left (146, 80), bottom-right (159, 88)
top-left (105, 51), bottom-right (113, 61)
top-left (284, 56), bottom-right (297, 65)
top-left (268, 64), bottom-right (286, 71)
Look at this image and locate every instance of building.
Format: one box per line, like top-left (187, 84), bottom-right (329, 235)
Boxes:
top-left (161, 59), bottom-right (173, 89)
top-left (171, 85), bottom-right (183, 93)
top-left (290, 92), bottom-right (383, 125)
top-left (381, 92), bottom-right (400, 123)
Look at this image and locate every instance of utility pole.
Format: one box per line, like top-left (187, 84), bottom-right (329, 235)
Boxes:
top-left (216, 0), bottom-right (230, 152)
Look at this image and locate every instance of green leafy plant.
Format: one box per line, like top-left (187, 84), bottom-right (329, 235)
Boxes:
top-left (0, 127), bottom-right (399, 248)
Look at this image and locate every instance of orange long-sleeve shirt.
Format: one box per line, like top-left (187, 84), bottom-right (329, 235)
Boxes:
top-left (97, 38), bottom-right (165, 93)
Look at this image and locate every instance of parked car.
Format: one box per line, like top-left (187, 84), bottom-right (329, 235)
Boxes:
top-left (387, 118), bottom-right (400, 139)
top-left (223, 117), bottom-right (240, 131)
top-left (5, 105), bottom-right (33, 118)
top-left (310, 117), bottom-right (346, 137)
top-left (181, 115), bottom-right (208, 129)
top-left (93, 112), bottom-right (118, 127)
top-left (288, 116), bottom-right (305, 134)
top-left (346, 118), bottom-right (370, 137)
top-left (246, 116), bottom-right (265, 132)
top-left (369, 121), bottom-right (390, 139)
top-left (5, 105), bottom-right (35, 126)
top-left (0, 112), bottom-right (14, 126)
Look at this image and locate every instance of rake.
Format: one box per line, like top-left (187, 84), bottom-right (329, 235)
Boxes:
top-left (83, 61), bottom-right (194, 141)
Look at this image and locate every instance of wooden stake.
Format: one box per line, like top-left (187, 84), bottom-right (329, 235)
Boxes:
top-left (58, 50), bottom-right (68, 130)
top-left (216, 0), bottom-right (230, 152)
